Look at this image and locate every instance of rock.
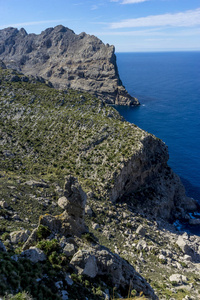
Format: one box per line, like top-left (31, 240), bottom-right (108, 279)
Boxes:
top-left (63, 175), bottom-right (87, 219)
top-left (22, 180), bottom-right (49, 188)
top-left (65, 274), bottom-right (73, 286)
top-left (0, 240), bottom-right (7, 252)
top-left (136, 240), bottom-right (147, 251)
top-left (0, 200), bottom-right (8, 208)
top-left (40, 176), bottom-right (88, 237)
top-left (61, 290), bottom-right (68, 300)
top-left (0, 26), bottom-right (139, 106)
top-left (58, 196), bottom-right (68, 210)
top-left (189, 219), bottom-right (200, 225)
top-left (63, 243), bottom-right (76, 257)
top-left (10, 230), bottom-right (30, 244)
top-left (20, 247), bottom-right (46, 263)
top-left (85, 205), bottom-right (93, 216)
top-left (92, 223), bottom-right (100, 230)
top-left (22, 228), bottom-right (38, 250)
top-left (169, 274), bottom-right (188, 285)
top-left (0, 60), bottom-right (6, 69)
top-left (83, 255), bottom-right (98, 278)
top-left (70, 246), bottom-right (157, 299)
top-left (136, 225), bottom-right (146, 236)
top-left (176, 236), bottom-right (193, 256)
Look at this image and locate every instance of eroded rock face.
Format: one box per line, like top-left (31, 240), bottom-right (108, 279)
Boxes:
top-left (70, 246), bottom-right (158, 299)
top-left (108, 135), bottom-right (198, 221)
top-left (0, 26), bottom-right (139, 106)
top-left (40, 176), bottom-right (88, 237)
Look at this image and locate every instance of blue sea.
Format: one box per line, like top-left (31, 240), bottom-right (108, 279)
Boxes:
top-left (115, 52), bottom-right (200, 210)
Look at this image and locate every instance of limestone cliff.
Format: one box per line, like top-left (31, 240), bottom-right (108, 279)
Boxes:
top-left (0, 25), bottom-right (139, 106)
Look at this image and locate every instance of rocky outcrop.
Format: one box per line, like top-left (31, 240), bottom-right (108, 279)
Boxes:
top-left (107, 135), bottom-right (198, 221)
top-left (0, 25), bottom-right (139, 106)
top-left (70, 245), bottom-right (158, 299)
top-left (40, 176), bottom-right (88, 237)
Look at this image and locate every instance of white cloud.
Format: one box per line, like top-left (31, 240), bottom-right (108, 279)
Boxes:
top-left (110, 0), bottom-right (148, 3)
top-left (110, 8), bottom-right (200, 28)
top-left (0, 19), bottom-right (66, 29)
top-left (121, 0), bottom-right (148, 4)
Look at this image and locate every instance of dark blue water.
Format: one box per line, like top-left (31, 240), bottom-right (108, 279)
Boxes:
top-left (115, 52), bottom-right (200, 204)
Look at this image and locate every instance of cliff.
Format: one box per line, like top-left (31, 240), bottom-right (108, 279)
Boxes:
top-left (0, 25), bottom-right (139, 106)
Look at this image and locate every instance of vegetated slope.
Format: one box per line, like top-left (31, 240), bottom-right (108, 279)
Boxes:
top-left (1, 66), bottom-right (200, 300)
top-left (0, 66), bottom-right (196, 221)
top-left (0, 25), bottom-right (139, 106)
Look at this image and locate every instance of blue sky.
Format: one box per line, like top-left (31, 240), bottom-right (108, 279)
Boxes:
top-left (0, 0), bottom-right (200, 52)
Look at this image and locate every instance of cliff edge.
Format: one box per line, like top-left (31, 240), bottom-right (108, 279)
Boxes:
top-left (0, 25), bottom-right (139, 106)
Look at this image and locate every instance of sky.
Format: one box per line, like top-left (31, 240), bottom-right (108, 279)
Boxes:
top-left (0, 0), bottom-right (200, 52)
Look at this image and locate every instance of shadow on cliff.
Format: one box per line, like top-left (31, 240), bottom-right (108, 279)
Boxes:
top-left (180, 177), bottom-right (200, 204)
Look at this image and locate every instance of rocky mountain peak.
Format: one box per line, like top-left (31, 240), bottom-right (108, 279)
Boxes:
top-left (0, 25), bottom-right (139, 105)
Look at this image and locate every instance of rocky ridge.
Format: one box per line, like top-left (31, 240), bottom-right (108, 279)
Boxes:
top-left (0, 25), bottom-right (139, 106)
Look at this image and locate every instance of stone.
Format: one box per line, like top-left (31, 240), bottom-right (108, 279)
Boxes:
top-left (0, 240), bottom-right (7, 252)
top-left (65, 274), bottom-right (73, 286)
top-left (189, 219), bottom-right (200, 225)
top-left (22, 228), bottom-right (38, 250)
top-left (136, 225), bottom-right (146, 236)
top-left (0, 200), bottom-right (8, 209)
top-left (58, 196), bottom-right (68, 210)
top-left (92, 223), bottom-right (100, 230)
top-left (22, 180), bottom-right (49, 188)
top-left (136, 240), bottom-right (147, 251)
top-left (85, 205), bottom-right (93, 216)
top-left (70, 246), bottom-right (157, 299)
top-left (61, 290), bottom-right (68, 300)
top-left (63, 243), bottom-right (76, 257)
top-left (169, 274), bottom-right (188, 285)
top-left (20, 247), bottom-right (46, 263)
top-left (10, 230), bottom-right (30, 244)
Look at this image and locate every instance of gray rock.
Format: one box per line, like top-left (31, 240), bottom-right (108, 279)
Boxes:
top-left (92, 223), bottom-right (100, 230)
top-left (0, 240), bottom-right (7, 252)
top-left (85, 205), bottom-right (93, 216)
top-left (10, 230), bottom-right (30, 244)
top-left (0, 200), bottom-right (8, 208)
top-left (63, 243), bottom-right (75, 257)
top-left (136, 225), bottom-right (146, 236)
top-left (169, 274), bottom-right (188, 285)
top-left (0, 26), bottom-right (139, 106)
top-left (70, 246), bottom-right (157, 299)
top-left (65, 274), bottom-right (73, 286)
top-left (20, 247), bottom-right (46, 263)
top-left (58, 196), bottom-right (68, 210)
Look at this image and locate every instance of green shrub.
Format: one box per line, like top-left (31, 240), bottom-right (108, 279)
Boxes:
top-left (36, 225), bottom-right (51, 240)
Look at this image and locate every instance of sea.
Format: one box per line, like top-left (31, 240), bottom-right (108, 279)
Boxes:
top-left (115, 52), bottom-right (200, 234)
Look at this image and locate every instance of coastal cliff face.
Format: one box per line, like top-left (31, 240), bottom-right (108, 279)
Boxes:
top-left (0, 25), bottom-right (139, 106)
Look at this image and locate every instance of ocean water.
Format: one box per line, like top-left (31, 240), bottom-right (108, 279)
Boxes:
top-left (115, 52), bottom-right (200, 206)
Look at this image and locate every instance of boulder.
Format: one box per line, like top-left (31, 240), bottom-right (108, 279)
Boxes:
top-left (70, 246), bottom-right (158, 299)
top-left (0, 200), bottom-right (8, 209)
top-left (10, 230), bottom-right (30, 244)
top-left (20, 247), bottom-right (46, 263)
top-left (0, 240), bottom-right (7, 252)
top-left (63, 243), bottom-right (76, 257)
top-left (169, 274), bottom-right (188, 285)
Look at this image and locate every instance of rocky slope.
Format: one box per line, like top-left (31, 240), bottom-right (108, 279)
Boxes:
top-left (0, 25), bottom-right (139, 106)
top-left (1, 65), bottom-right (200, 299)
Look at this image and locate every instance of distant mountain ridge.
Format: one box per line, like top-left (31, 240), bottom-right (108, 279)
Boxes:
top-left (0, 25), bottom-right (139, 106)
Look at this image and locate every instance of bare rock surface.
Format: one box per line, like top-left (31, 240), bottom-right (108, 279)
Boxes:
top-left (0, 25), bottom-right (139, 106)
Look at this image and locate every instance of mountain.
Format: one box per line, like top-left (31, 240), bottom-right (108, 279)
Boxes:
top-left (0, 25), bottom-right (139, 106)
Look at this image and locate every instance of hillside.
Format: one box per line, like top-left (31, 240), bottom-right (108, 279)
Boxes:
top-left (0, 65), bottom-right (200, 300)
